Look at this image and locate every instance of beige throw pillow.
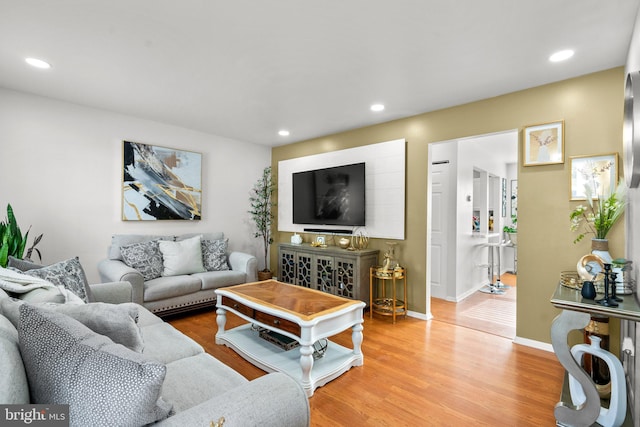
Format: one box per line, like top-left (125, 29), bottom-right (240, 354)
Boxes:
top-left (158, 235), bottom-right (206, 276)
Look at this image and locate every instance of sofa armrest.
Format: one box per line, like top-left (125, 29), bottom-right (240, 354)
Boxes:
top-left (88, 281), bottom-right (133, 304)
top-left (97, 259), bottom-right (145, 305)
top-left (155, 373), bottom-right (309, 427)
top-left (227, 252), bottom-right (258, 282)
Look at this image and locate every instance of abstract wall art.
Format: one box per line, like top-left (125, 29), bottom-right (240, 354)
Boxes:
top-left (122, 141), bottom-right (202, 220)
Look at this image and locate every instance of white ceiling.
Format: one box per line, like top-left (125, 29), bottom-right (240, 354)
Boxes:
top-left (1, 1), bottom-right (638, 146)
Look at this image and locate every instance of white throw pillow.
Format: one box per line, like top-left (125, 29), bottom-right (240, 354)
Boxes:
top-left (158, 235), bottom-right (206, 276)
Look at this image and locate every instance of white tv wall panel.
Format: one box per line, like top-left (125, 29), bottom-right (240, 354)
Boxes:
top-left (278, 138), bottom-right (405, 240)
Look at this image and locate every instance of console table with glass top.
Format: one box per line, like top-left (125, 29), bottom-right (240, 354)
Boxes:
top-left (550, 283), bottom-right (639, 426)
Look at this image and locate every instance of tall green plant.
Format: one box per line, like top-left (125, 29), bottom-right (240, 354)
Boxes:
top-left (248, 167), bottom-right (276, 272)
top-left (0, 204), bottom-right (42, 267)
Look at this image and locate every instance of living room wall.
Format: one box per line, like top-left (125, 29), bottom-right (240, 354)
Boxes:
top-left (0, 88), bottom-right (271, 283)
top-left (272, 67), bottom-right (624, 345)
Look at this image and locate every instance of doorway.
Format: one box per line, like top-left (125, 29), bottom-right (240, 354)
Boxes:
top-left (426, 130), bottom-right (518, 339)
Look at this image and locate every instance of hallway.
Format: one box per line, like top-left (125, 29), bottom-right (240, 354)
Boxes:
top-left (431, 273), bottom-right (516, 339)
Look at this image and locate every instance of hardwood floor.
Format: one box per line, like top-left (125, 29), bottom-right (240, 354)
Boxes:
top-left (431, 273), bottom-right (517, 339)
top-left (167, 293), bottom-right (563, 426)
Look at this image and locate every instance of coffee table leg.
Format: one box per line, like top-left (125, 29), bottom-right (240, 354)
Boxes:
top-left (352, 323), bottom-right (364, 365)
top-left (299, 344), bottom-right (314, 394)
top-left (215, 307), bottom-right (227, 344)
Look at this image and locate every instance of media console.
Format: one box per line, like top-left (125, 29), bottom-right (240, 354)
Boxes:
top-left (278, 243), bottom-right (379, 305)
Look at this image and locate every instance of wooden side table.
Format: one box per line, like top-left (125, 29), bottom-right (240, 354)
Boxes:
top-left (369, 266), bottom-right (407, 323)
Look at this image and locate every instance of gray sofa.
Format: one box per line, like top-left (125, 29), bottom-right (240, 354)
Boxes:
top-left (0, 279), bottom-right (310, 426)
top-left (98, 233), bottom-right (258, 316)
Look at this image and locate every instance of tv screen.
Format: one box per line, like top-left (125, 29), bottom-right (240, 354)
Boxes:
top-left (292, 162), bottom-right (366, 226)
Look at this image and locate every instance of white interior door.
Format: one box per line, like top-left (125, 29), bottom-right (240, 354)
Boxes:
top-left (430, 161), bottom-right (450, 299)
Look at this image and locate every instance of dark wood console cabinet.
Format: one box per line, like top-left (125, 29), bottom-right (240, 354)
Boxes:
top-left (278, 243), bottom-right (379, 304)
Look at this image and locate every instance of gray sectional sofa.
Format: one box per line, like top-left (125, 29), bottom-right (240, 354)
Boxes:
top-left (0, 276), bottom-right (310, 426)
top-left (98, 232), bottom-right (258, 316)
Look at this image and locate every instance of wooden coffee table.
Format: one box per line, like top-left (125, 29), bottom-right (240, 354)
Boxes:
top-left (215, 280), bottom-right (365, 397)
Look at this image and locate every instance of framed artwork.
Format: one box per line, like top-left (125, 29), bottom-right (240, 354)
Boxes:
top-left (315, 236), bottom-right (326, 245)
top-left (501, 178), bottom-right (507, 217)
top-left (510, 180), bottom-right (518, 217)
top-left (523, 120), bottom-right (564, 166)
top-left (570, 153), bottom-right (618, 201)
top-left (122, 141), bottom-right (202, 220)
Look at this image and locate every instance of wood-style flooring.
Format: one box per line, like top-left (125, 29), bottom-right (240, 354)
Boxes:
top-left (167, 282), bottom-right (563, 426)
top-left (431, 273), bottom-right (517, 339)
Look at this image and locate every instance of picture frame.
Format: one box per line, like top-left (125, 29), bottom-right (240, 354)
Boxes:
top-left (510, 180), bottom-right (518, 217)
top-left (122, 141), bottom-right (202, 220)
top-left (570, 153), bottom-right (618, 201)
top-left (315, 236), bottom-right (326, 245)
top-left (501, 178), bottom-right (507, 217)
top-left (523, 120), bottom-right (564, 166)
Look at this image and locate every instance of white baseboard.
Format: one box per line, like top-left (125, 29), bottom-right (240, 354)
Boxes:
top-left (408, 310), bottom-right (432, 320)
top-left (513, 336), bottom-right (554, 353)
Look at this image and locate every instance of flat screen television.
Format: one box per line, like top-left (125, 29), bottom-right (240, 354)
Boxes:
top-left (292, 162), bottom-right (366, 226)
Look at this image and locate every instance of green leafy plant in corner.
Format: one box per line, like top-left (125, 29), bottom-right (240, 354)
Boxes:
top-left (248, 166), bottom-right (276, 273)
top-left (0, 204), bottom-right (43, 268)
top-left (503, 214), bottom-right (517, 234)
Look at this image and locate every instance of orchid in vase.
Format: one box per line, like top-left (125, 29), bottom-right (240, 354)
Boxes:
top-left (570, 179), bottom-right (626, 244)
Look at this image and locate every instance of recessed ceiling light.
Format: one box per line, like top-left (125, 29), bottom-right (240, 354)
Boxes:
top-left (25, 57), bottom-right (52, 69)
top-left (549, 50), bottom-right (574, 62)
top-left (278, 130), bottom-right (290, 136)
top-left (370, 104), bottom-right (385, 112)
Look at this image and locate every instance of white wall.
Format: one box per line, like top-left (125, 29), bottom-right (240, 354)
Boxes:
top-left (0, 88), bottom-right (271, 282)
top-left (278, 139), bottom-right (406, 239)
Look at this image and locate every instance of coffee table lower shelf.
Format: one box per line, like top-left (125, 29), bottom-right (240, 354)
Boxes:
top-left (216, 324), bottom-right (361, 397)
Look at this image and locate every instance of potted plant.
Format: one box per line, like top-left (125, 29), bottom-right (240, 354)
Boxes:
top-left (570, 179), bottom-right (626, 261)
top-left (0, 204), bottom-right (43, 267)
top-left (249, 166), bottom-right (276, 280)
top-left (503, 214), bottom-right (517, 245)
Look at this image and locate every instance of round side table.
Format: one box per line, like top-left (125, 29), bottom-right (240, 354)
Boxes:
top-left (369, 266), bottom-right (407, 323)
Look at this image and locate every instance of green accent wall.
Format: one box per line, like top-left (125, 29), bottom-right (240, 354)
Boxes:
top-left (272, 67), bottom-right (624, 345)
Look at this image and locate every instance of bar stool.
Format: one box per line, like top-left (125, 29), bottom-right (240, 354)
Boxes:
top-left (479, 240), bottom-right (511, 295)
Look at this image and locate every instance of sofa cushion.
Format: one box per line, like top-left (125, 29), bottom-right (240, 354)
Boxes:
top-left (120, 239), bottom-right (164, 281)
top-left (136, 305), bottom-right (165, 327)
top-left (43, 302), bottom-right (145, 353)
top-left (0, 315), bottom-right (29, 404)
top-left (108, 234), bottom-right (173, 261)
top-left (201, 238), bottom-right (230, 271)
top-left (18, 287), bottom-right (66, 303)
top-left (22, 257), bottom-right (93, 302)
top-left (7, 256), bottom-right (44, 271)
top-left (143, 275), bottom-right (203, 302)
top-left (162, 353), bottom-right (247, 412)
top-left (1, 299), bottom-right (145, 353)
top-left (140, 322), bottom-right (203, 364)
top-left (18, 304), bottom-right (172, 426)
top-left (176, 232), bottom-right (224, 242)
top-left (194, 270), bottom-right (247, 290)
top-left (159, 235), bottom-right (206, 277)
